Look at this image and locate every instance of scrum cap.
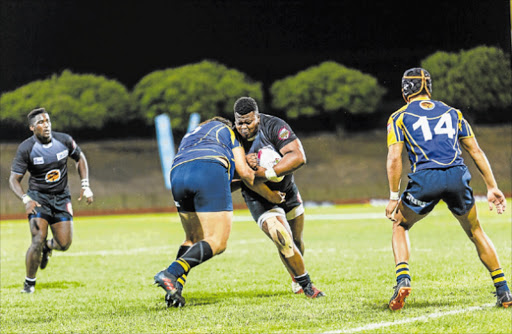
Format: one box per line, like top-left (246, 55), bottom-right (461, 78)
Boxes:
top-left (402, 68), bottom-right (432, 102)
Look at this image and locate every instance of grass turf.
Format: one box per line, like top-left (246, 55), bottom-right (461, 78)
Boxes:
top-left (1, 202), bottom-right (511, 333)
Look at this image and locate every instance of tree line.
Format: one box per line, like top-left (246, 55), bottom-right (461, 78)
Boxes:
top-left (1, 46), bottom-right (510, 138)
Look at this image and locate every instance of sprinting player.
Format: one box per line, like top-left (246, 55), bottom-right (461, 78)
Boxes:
top-left (385, 68), bottom-right (511, 310)
top-left (233, 97), bottom-right (325, 298)
top-left (153, 116), bottom-right (258, 307)
top-left (9, 107), bottom-right (94, 293)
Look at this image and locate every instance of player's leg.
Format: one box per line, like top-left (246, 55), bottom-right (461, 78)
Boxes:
top-left (388, 169), bottom-right (440, 310)
top-left (260, 214), bottom-right (324, 298)
top-left (444, 165), bottom-right (511, 307)
top-left (23, 216), bottom-right (49, 293)
top-left (453, 205), bottom-right (511, 307)
top-left (286, 212), bottom-right (305, 293)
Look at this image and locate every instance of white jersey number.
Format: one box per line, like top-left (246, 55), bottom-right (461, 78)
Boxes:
top-left (412, 114), bottom-right (455, 141)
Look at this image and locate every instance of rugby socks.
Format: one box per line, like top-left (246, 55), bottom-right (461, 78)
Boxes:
top-left (25, 277), bottom-right (36, 287)
top-left (294, 272), bottom-right (311, 289)
top-left (166, 240), bottom-right (213, 279)
top-left (491, 268), bottom-right (510, 293)
top-left (175, 245), bottom-right (191, 290)
top-left (395, 262), bottom-right (411, 283)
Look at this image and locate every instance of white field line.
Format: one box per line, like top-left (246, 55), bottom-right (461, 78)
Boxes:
top-left (324, 304), bottom-right (494, 334)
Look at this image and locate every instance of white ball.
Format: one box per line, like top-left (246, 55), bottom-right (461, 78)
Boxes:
top-left (257, 147), bottom-right (284, 182)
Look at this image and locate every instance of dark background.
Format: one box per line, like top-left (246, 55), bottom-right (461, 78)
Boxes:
top-left (1, 0), bottom-right (511, 136)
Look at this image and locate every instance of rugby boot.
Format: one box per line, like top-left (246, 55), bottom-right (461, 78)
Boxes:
top-left (154, 270), bottom-right (185, 307)
top-left (40, 242), bottom-right (52, 270)
top-left (389, 277), bottom-right (411, 310)
top-left (303, 283), bottom-right (325, 298)
top-left (21, 281), bottom-right (35, 294)
top-left (495, 290), bottom-right (512, 308)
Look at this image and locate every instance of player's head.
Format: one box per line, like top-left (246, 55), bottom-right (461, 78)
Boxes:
top-left (200, 116), bottom-right (233, 128)
top-left (27, 107), bottom-right (52, 141)
top-left (402, 68), bottom-right (432, 102)
top-left (234, 97), bottom-right (260, 141)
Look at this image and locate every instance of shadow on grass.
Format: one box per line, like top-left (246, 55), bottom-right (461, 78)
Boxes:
top-left (364, 298), bottom-right (454, 312)
top-left (38, 281), bottom-right (86, 289)
top-left (150, 289), bottom-right (290, 310)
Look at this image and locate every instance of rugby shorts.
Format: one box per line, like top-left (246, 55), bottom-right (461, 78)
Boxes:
top-left (243, 182), bottom-right (304, 227)
top-left (401, 165), bottom-right (475, 216)
top-left (27, 189), bottom-right (73, 224)
top-left (171, 159), bottom-right (232, 212)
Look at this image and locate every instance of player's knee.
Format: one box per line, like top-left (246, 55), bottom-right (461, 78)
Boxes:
top-left (266, 217), bottom-right (294, 258)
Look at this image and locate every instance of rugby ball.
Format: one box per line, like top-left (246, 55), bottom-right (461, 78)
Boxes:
top-left (257, 147), bottom-right (284, 182)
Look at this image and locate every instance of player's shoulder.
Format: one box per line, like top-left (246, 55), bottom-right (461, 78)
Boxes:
top-left (389, 104), bottom-right (408, 120)
top-left (52, 131), bottom-right (73, 141)
top-left (16, 136), bottom-right (36, 153)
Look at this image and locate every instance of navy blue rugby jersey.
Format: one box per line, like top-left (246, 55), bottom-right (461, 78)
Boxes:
top-left (387, 97), bottom-right (474, 173)
top-left (171, 120), bottom-right (241, 182)
top-left (240, 113), bottom-right (299, 194)
top-left (11, 132), bottom-right (82, 194)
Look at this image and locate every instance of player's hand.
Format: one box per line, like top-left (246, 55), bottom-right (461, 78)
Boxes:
top-left (487, 187), bottom-right (506, 214)
top-left (79, 187), bottom-right (94, 205)
top-left (25, 200), bottom-right (41, 215)
top-left (268, 191), bottom-right (286, 204)
top-left (245, 153), bottom-right (258, 170)
top-left (385, 199), bottom-right (400, 222)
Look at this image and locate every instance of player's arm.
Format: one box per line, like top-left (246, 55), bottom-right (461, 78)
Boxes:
top-left (255, 139), bottom-right (306, 179)
top-left (460, 136), bottom-right (506, 214)
top-left (386, 142), bottom-right (404, 221)
top-left (233, 146), bottom-right (255, 187)
top-left (76, 152), bottom-right (94, 204)
top-left (244, 179), bottom-right (286, 204)
top-left (9, 172), bottom-right (40, 215)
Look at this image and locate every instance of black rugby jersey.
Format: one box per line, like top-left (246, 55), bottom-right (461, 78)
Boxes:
top-left (11, 132), bottom-right (82, 194)
top-left (240, 113), bottom-right (299, 195)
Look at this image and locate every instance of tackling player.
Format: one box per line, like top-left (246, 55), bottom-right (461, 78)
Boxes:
top-left (9, 107), bottom-right (94, 293)
top-left (232, 97), bottom-right (325, 298)
top-left (153, 117), bottom-right (256, 307)
top-left (385, 68), bottom-right (511, 310)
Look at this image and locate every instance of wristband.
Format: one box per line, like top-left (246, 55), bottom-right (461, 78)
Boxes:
top-left (390, 191), bottom-right (400, 201)
top-left (81, 179), bottom-right (90, 188)
top-left (22, 194), bottom-right (32, 204)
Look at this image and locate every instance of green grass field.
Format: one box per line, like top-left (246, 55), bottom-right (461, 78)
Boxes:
top-left (1, 202), bottom-right (511, 333)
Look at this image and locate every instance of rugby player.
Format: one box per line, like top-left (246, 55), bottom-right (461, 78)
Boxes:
top-left (154, 116), bottom-right (258, 307)
top-left (232, 97), bottom-right (325, 298)
top-left (385, 68), bottom-right (511, 310)
top-left (9, 107), bottom-right (94, 293)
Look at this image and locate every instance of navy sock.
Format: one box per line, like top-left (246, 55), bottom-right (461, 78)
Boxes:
top-left (167, 240), bottom-right (213, 278)
top-left (491, 268), bottom-right (510, 293)
top-left (395, 262), bottom-right (411, 283)
top-left (294, 272), bottom-right (311, 289)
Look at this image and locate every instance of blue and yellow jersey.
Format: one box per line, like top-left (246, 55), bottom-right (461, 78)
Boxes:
top-left (387, 97), bottom-right (474, 172)
top-left (171, 120), bottom-right (241, 181)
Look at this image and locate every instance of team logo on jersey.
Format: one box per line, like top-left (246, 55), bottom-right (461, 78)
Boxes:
top-left (278, 127), bottom-right (290, 140)
top-left (56, 150), bottom-right (68, 160)
top-left (419, 101), bottom-right (435, 110)
top-left (33, 157), bottom-right (44, 165)
top-left (45, 169), bottom-right (61, 183)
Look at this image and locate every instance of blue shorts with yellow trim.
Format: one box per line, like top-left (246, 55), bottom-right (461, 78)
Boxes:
top-left (401, 166), bottom-right (475, 216)
top-left (171, 159), bottom-right (232, 212)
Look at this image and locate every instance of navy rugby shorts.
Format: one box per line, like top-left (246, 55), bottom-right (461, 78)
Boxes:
top-left (243, 182), bottom-right (303, 225)
top-left (401, 165), bottom-right (475, 216)
top-left (27, 189), bottom-right (73, 224)
top-left (171, 159), bottom-right (232, 212)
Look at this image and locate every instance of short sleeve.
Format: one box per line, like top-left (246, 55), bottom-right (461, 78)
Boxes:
top-left (458, 113), bottom-right (474, 139)
top-left (11, 142), bottom-right (30, 175)
top-left (266, 117), bottom-right (298, 152)
top-left (387, 114), bottom-right (404, 147)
